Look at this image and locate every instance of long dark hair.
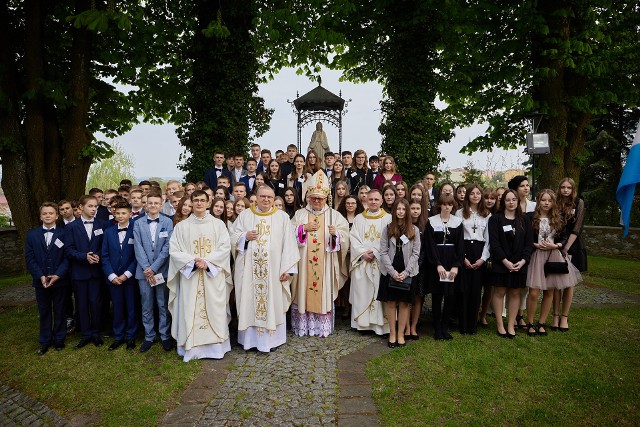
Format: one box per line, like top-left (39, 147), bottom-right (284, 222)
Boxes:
top-left (462, 184), bottom-right (489, 218)
top-left (337, 195), bottom-right (364, 219)
top-left (388, 198), bottom-right (415, 240)
top-left (499, 188), bottom-right (525, 231)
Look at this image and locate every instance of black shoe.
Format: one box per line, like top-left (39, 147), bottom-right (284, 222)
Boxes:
top-left (161, 339), bottom-right (174, 352)
top-left (37, 344), bottom-right (50, 356)
top-left (396, 341), bottom-right (406, 347)
top-left (140, 340), bottom-right (154, 353)
top-left (75, 338), bottom-right (92, 349)
top-left (108, 340), bottom-right (124, 351)
top-left (387, 340), bottom-right (397, 348)
top-left (54, 342), bottom-right (65, 351)
top-left (537, 323), bottom-right (548, 336)
top-left (506, 332), bottom-right (516, 339)
top-left (516, 314), bottom-right (527, 329)
top-left (527, 323), bottom-right (538, 337)
top-left (126, 339), bottom-right (136, 350)
top-left (94, 337), bottom-right (104, 347)
top-left (497, 330), bottom-right (508, 338)
top-left (408, 334), bottom-right (419, 340)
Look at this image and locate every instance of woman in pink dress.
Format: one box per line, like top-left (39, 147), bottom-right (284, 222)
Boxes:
top-left (372, 156), bottom-right (403, 190)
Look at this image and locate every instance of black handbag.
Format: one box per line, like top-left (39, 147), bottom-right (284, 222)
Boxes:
top-left (388, 276), bottom-right (412, 291)
top-left (543, 250), bottom-right (569, 277)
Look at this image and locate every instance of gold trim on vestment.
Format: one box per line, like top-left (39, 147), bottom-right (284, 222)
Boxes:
top-left (362, 209), bottom-right (387, 220)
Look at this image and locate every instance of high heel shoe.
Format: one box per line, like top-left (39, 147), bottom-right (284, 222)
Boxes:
top-left (537, 323), bottom-right (548, 336)
top-left (515, 314), bottom-right (527, 329)
top-left (550, 313), bottom-right (559, 331)
top-left (527, 323), bottom-right (538, 337)
top-left (558, 315), bottom-right (569, 332)
top-left (497, 330), bottom-right (508, 338)
top-left (388, 340), bottom-right (397, 348)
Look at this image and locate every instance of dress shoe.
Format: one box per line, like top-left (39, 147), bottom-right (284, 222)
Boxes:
top-left (108, 340), bottom-right (124, 351)
top-left (94, 337), bottom-right (104, 347)
top-left (161, 339), bottom-right (174, 352)
top-left (54, 342), bottom-right (65, 351)
top-left (75, 338), bottom-right (92, 349)
top-left (126, 339), bottom-right (136, 350)
top-left (140, 340), bottom-right (154, 353)
top-left (387, 340), bottom-right (397, 348)
top-left (396, 341), bottom-right (406, 347)
top-left (37, 344), bottom-right (50, 356)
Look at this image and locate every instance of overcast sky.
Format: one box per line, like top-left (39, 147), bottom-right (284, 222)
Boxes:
top-left (111, 67), bottom-right (527, 178)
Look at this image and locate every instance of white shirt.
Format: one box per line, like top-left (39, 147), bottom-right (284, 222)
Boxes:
top-left (81, 217), bottom-right (94, 239)
top-left (42, 226), bottom-right (55, 247)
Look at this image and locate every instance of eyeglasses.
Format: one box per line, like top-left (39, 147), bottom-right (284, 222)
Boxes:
top-left (192, 198), bottom-right (208, 204)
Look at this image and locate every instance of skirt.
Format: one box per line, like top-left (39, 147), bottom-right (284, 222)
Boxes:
top-left (377, 274), bottom-right (414, 303)
top-left (527, 249), bottom-right (582, 290)
top-left (490, 270), bottom-right (528, 289)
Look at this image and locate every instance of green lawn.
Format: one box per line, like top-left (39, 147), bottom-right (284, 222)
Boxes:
top-left (0, 273), bottom-right (31, 290)
top-left (0, 304), bottom-right (200, 426)
top-left (582, 256), bottom-right (640, 295)
top-left (368, 255), bottom-right (640, 426)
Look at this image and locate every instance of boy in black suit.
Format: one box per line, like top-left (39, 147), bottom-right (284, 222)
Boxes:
top-left (25, 202), bottom-right (69, 355)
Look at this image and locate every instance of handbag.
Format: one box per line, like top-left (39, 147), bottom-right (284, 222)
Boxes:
top-left (543, 249), bottom-right (569, 277)
top-left (388, 276), bottom-right (412, 291)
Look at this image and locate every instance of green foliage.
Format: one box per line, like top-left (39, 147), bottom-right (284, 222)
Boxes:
top-left (177, 0), bottom-right (273, 183)
top-left (579, 107), bottom-right (640, 226)
top-left (462, 161), bottom-right (485, 186)
top-left (0, 215), bottom-right (10, 228)
top-left (85, 142), bottom-right (136, 192)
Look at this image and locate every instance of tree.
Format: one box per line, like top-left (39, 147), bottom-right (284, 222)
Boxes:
top-left (462, 161), bottom-right (485, 186)
top-left (176, 0), bottom-right (272, 183)
top-left (85, 142), bottom-right (135, 192)
top-left (438, 0), bottom-right (640, 190)
top-left (1, 1), bottom-right (188, 242)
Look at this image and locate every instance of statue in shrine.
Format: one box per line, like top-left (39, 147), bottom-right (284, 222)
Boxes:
top-left (307, 122), bottom-right (330, 168)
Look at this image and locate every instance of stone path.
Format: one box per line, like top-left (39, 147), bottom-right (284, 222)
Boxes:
top-left (0, 384), bottom-right (70, 427)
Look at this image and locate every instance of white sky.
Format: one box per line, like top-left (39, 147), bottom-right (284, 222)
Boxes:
top-left (111, 67), bottom-right (527, 178)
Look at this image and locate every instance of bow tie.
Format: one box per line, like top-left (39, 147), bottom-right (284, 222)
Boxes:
top-left (84, 221), bottom-right (93, 224)
top-left (132, 211), bottom-right (139, 215)
top-left (147, 218), bottom-right (159, 223)
top-left (118, 228), bottom-right (128, 232)
top-left (215, 168), bottom-right (222, 171)
top-left (43, 228), bottom-right (54, 234)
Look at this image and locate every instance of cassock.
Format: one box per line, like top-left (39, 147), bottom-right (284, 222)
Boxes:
top-left (230, 205), bottom-right (300, 352)
top-left (167, 213), bottom-right (232, 361)
top-left (349, 209), bottom-right (392, 335)
top-left (290, 205), bottom-right (350, 337)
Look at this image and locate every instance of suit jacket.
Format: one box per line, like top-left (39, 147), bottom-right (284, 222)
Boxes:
top-left (488, 213), bottom-right (534, 274)
top-left (204, 166), bottom-right (232, 189)
top-left (96, 205), bottom-right (110, 222)
top-left (101, 225), bottom-right (137, 279)
top-left (64, 217), bottom-right (107, 280)
top-left (25, 227), bottom-right (69, 288)
top-left (230, 168), bottom-right (247, 186)
top-left (365, 169), bottom-right (379, 188)
top-left (379, 225), bottom-right (421, 277)
top-left (133, 215), bottom-right (173, 279)
top-left (240, 174), bottom-right (258, 194)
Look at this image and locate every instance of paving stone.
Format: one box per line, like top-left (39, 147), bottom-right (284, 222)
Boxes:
top-left (338, 397), bottom-right (377, 415)
top-left (0, 382), bottom-right (70, 427)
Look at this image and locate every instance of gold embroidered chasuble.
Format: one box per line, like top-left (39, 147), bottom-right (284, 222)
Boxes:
top-left (291, 206), bottom-right (350, 315)
top-left (230, 206), bottom-right (300, 333)
top-left (167, 214), bottom-right (231, 350)
top-left (349, 209), bottom-right (392, 333)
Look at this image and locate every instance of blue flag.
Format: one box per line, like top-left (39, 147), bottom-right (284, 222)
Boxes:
top-left (616, 121), bottom-right (640, 238)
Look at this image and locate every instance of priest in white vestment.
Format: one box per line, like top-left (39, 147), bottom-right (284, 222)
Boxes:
top-left (230, 185), bottom-right (300, 352)
top-left (349, 189), bottom-right (392, 335)
top-left (290, 170), bottom-right (350, 337)
top-left (167, 190), bottom-right (232, 361)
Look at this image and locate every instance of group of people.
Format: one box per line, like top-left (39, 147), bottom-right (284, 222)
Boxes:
top-left (26, 142), bottom-right (586, 359)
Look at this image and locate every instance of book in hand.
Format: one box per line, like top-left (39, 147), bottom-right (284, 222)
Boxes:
top-left (151, 273), bottom-right (165, 287)
top-left (440, 271), bottom-right (455, 283)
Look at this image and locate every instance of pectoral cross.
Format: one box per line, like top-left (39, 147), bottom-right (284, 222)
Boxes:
top-left (471, 224), bottom-right (478, 234)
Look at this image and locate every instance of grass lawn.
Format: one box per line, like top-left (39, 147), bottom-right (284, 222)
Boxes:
top-left (0, 304), bottom-right (201, 426)
top-left (582, 256), bottom-right (640, 295)
top-left (0, 273), bottom-right (31, 290)
top-left (368, 255), bottom-right (640, 426)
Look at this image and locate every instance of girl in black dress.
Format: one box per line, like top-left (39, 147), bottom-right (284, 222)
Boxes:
top-left (266, 160), bottom-right (286, 198)
top-left (488, 189), bottom-right (534, 338)
top-left (553, 177), bottom-right (587, 331)
top-left (283, 187), bottom-right (300, 218)
top-left (378, 199), bottom-right (421, 347)
top-left (426, 193), bottom-right (465, 340)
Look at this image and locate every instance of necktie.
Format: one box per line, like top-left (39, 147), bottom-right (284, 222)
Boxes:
top-left (84, 221), bottom-right (93, 224)
top-left (147, 218), bottom-right (159, 223)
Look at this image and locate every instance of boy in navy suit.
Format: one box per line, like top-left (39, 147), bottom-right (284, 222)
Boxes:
top-left (240, 158), bottom-right (258, 193)
top-left (130, 189), bottom-right (145, 220)
top-left (204, 151), bottom-right (232, 190)
top-left (65, 195), bottom-right (106, 348)
top-left (25, 202), bottom-right (69, 355)
top-left (102, 200), bottom-right (138, 350)
top-left (133, 191), bottom-right (174, 352)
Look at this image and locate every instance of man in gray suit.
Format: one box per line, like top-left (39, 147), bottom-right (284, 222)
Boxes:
top-left (133, 190), bottom-right (174, 352)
